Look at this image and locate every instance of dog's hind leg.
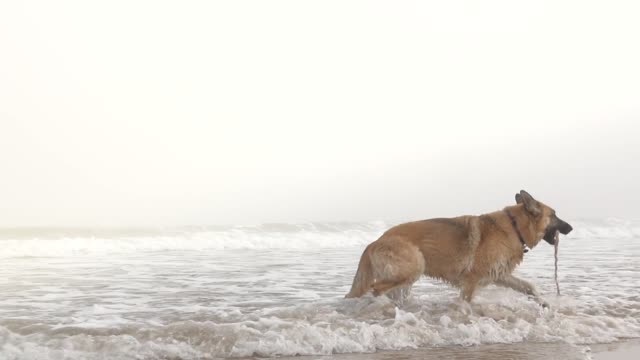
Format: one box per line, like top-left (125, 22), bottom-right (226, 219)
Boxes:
top-left (345, 244), bottom-right (376, 298)
top-left (346, 236), bottom-right (424, 299)
top-left (368, 238), bottom-right (425, 298)
top-left (371, 275), bottom-right (417, 297)
top-left (460, 279), bottom-right (478, 303)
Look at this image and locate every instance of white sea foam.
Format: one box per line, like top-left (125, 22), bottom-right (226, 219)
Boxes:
top-left (1, 293), bottom-right (638, 359)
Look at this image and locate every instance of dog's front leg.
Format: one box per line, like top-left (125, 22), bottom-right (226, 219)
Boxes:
top-left (495, 275), bottom-right (548, 307)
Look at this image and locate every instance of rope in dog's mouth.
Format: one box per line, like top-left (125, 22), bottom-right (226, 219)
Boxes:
top-left (554, 230), bottom-right (561, 296)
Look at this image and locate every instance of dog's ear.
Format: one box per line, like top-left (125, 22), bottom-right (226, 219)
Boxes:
top-left (516, 190), bottom-right (540, 216)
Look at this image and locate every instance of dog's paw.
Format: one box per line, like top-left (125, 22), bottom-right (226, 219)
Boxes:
top-left (528, 295), bottom-right (549, 309)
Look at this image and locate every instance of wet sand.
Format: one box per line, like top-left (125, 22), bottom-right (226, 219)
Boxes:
top-left (272, 339), bottom-right (640, 360)
top-left (592, 339), bottom-right (640, 360)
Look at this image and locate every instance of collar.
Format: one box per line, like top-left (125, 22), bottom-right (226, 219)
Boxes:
top-left (504, 209), bottom-right (529, 253)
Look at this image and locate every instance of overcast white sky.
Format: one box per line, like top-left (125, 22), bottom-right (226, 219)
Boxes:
top-left (1, 1), bottom-right (639, 227)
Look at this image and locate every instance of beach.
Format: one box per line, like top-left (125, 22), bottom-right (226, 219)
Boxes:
top-left (1, 219), bottom-right (639, 359)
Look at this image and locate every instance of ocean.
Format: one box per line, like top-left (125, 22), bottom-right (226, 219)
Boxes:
top-left (0, 219), bottom-right (639, 359)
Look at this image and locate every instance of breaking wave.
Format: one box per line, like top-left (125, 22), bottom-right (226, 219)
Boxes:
top-left (0, 222), bottom-right (388, 258)
top-left (0, 218), bottom-right (638, 258)
top-left (1, 292), bottom-right (639, 359)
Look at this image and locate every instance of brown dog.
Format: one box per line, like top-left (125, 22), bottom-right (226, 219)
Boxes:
top-left (346, 190), bottom-right (573, 305)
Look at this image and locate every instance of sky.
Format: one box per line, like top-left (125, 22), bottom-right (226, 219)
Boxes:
top-left (1, 0), bottom-right (639, 227)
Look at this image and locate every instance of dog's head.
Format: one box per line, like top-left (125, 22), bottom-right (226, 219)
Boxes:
top-left (515, 190), bottom-right (573, 245)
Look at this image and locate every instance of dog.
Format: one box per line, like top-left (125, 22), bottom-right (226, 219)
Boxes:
top-left (345, 190), bottom-right (573, 306)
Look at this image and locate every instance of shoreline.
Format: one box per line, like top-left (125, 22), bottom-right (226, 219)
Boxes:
top-left (592, 339), bottom-right (640, 360)
top-left (271, 339), bottom-right (640, 360)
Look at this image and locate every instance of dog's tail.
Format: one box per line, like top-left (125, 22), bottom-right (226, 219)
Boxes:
top-left (345, 245), bottom-right (374, 298)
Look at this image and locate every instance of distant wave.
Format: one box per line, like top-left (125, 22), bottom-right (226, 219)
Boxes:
top-left (0, 222), bottom-right (389, 258)
top-left (0, 219), bottom-right (638, 258)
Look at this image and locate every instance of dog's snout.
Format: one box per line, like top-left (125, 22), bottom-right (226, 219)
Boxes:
top-left (560, 221), bottom-right (573, 235)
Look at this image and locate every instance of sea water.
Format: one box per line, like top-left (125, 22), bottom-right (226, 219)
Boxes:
top-left (0, 219), bottom-right (639, 359)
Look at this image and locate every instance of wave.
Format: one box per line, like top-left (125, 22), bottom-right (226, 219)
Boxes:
top-left (569, 218), bottom-right (640, 239)
top-left (1, 292), bottom-right (639, 359)
top-left (0, 219), bottom-right (638, 258)
top-left (0, 222), bottom-right (388, 258)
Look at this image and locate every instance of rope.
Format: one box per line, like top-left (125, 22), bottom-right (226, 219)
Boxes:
top-left (554, 230), bottom-right (561, 296)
